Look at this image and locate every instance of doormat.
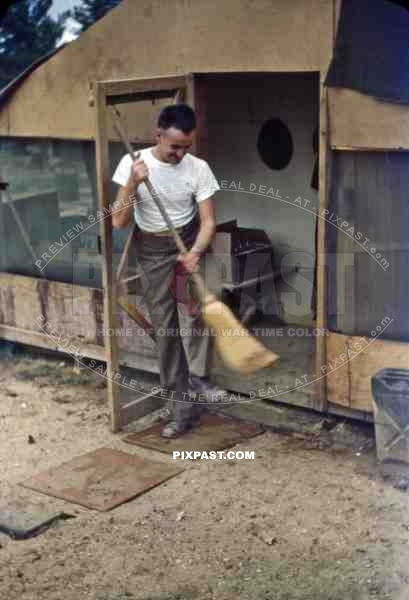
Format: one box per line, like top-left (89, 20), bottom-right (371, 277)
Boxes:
top-left (20, 447), bottom-right (183, 512)
top-left (0, 497), bottom-right (70, 540)
top-left (123, 413), bottom-right (264, 455)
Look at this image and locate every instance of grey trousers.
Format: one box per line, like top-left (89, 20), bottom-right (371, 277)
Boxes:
top-left (135, 214), bottom-right (222, 422)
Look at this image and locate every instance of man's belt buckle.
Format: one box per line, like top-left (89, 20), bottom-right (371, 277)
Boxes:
top-left (151, 226), bottom-right (184, 237)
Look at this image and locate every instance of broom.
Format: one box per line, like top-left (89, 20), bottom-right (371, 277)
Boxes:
top-left (110, 107), bottom-right (279, 374)
top-left (115, 224), bottom-right (157, 342)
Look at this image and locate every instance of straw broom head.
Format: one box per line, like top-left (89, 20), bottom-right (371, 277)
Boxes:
top-left (201, 294), bottom-right (279, 374)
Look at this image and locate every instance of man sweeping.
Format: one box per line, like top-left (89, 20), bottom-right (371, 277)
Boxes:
top-left (112, 104), bottom-right (227, 438)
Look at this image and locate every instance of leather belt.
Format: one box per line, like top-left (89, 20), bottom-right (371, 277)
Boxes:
top-left (141, 225), bottom-right (184, 237)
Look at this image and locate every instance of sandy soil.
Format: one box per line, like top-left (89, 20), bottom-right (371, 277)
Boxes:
top-left (1, 345), bottom-right (409, 600)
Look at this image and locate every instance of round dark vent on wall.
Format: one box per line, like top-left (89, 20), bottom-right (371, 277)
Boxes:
top-left (257, 118), bottom-right (293, 170)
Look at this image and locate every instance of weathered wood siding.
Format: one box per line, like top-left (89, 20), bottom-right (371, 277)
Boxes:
top-left (329, 88), bottom-right (409, 151)
top-left (0, 0), bottom-right (333, 140)
top-left (0, 273), bottom-right (158, 370)
top-left (327, 332), bottom-right (409, 412)
top-left (327, 150), bottom-right (409, 342)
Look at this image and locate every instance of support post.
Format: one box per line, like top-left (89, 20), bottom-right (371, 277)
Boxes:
top-left (314, 81), bottom-right (331, 413)
top-left (94, 82), bottom-right (122, 432)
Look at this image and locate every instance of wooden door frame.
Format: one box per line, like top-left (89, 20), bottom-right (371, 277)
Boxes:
top-left (314, 76), bottom-right (330, 414)
top-left (94, 71), bottom-right (330, 431)
top-left (94, 74), bottom-right (195, 432)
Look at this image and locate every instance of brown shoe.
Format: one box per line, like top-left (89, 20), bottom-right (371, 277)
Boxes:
top-left (188, 374), bottom-right (228, 404)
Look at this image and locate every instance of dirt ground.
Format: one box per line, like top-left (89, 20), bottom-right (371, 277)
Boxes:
top-left (1, 344), bottom-right (409, 600)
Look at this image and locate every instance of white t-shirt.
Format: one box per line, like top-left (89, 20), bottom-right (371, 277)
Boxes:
top-left (112, 147), bottom-right (220, 232)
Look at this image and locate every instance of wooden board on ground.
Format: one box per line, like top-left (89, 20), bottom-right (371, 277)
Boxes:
top-left (123, 413), bottom-right (264, 455)
top-left (20, 447), bottom-right (183, 511)
top-left (0, 498), bottom-right (67, 540)
top-left (327, 332), bottom-right (409, 412)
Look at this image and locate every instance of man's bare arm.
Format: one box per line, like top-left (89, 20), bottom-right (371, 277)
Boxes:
top-left (112, 182), bottom-right (135, 229)
top-left (112, 158), bottom-right (148, 229)
top-left (178, 197), bottom-right (216, 273)
top-left (191, 197), bottom-right (216, 254)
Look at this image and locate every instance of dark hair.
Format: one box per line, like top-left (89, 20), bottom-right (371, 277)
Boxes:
top-left (157, 104), bottom-right (196, 133)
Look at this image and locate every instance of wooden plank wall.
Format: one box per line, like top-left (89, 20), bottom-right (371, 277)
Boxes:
top-left (327, 332), bottom-right (409, 412)
top-left (0, 273), bottom-right (103, 342)
top-left (328, 0), bottom-right (409, 151)
top-left (329, 88), bottom-right (409, 151)
top-left (0, 272), bottom-right (157, 367)
top-left (327, 151), bottom-right (409, 342)
top-left (5, 272), bottom-right (407, 419)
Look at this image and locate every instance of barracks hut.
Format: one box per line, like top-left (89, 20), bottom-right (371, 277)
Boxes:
top-left (0, 0), bottom-right (408, 430)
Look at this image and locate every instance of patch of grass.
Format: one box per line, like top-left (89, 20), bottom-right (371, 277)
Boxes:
top-left (15, 362), bottom-right (94, 386)
top-left (15, 363), bottom-right (56, 381)
top-left (54, 371), bottom-right (93, 386)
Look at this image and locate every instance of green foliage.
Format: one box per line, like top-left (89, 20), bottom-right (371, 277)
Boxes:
top-left (0, 0), bottom-right (65, 90)
top-left (72, 0), bottom-right (122, 31)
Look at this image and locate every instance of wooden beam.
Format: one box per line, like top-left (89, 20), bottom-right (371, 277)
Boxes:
top-left (0, 324), bottom-right (106, 361)
top-left (185, 73), bottom-right (197, 155)
top-left (190, 74), bottom-right (209, 160)
top-left (314, 82), bottom-right (331, 413)
top-left (0, 322), bottom-right (160, 376)
top-left (120, 393), bottom-right (165, 428)
top-left (328, 402), bottom-right (373, 423)
top-left (333, 0), bottom-right (342, 44)
top-left (101, 75), bottom-right (187, 99)
top-left (116, 225), bottom-right (136, 281)
top-left (331, 145), bottom-right (409, 152)
top-left (2, 186), bottom-right (45, 279)
top-left (94, 82), bottom-right (122, 433)
top-left (173, 88), bottom-right (186, 104)
top-left (221, 267), bottom-right (296, 292)
top-left (0, 323), bottom-right (159, 373)
top-left (106, 89), bottom-right (179, 105)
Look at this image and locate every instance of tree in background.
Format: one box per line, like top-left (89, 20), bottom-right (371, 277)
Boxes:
top-left (0, 0), bottom-right (64, 90)
top-left (0, 1), bottom-right (16, 21)
top-left (72, 0), bottom-right (122, 31)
